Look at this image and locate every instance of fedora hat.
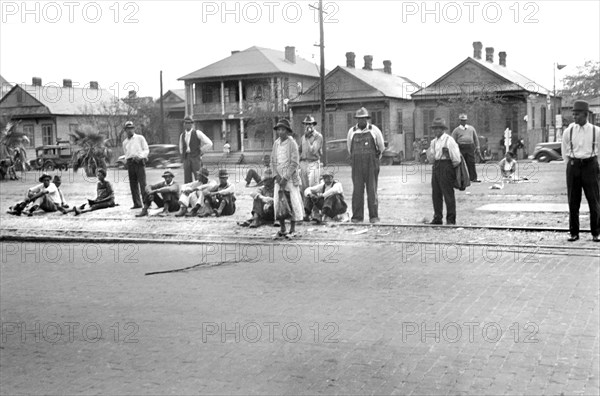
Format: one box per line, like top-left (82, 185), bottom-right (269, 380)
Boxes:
top-left (458, 114), bottom-right (468, 120)
top-left (273, 118), bottom-right (293, 133)
top-left (302, 115), bottom-right (317, 125)
top-left (196, 168), bottom-right (209, 178)
top-left (262, 168), bottom-right (274, 181)
top-left (355, 107), bottom-right (370, 118)
top-left (572, 100), bottom-right (590, 113)
top-left (218, 169), bottom-right (229, 178)
top-left (124, 121), bottom-right (134, 129)
top-left (39, 173), bottom-right (52, 182)
top-left (322, 169), bottom-right (334, 178)
top-left (430, 118), bottom-right (448, 130)
top-left (161, 170), bottom-right (174, 178)
top-left (183, 116), bottom-right (194, 123)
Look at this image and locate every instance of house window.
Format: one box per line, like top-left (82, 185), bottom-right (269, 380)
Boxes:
top-left (42, 124), bottom-right (54, 146)
top-left (347, 113), bottom-right (354, 130)
top-left (512, 106), bottom-right (519, 135)
top-left (541, 106), bottom-right (546, 127)
top-left (23, 124), bottom-right (34, 147)
top-left (202, 87), bottom-right (213, 103)
top-left (531, 105), bottom-right (535, 128)
top-left (327, 113), bottom-right (334, 138)
top-left (371, 111), bottom-right (383, 128)
top-left (423, 109), bottom-right (435, 140)
top-left (397, 110), bottom-right (403, 134)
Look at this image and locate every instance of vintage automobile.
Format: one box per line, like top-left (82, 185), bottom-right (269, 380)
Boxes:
top-left (324, 139), bottom-right (401, 165)
top-left (116, 144), bottom-right (180, 169)
top-left (529, 142), bottom-right (563, 162)
top-left (29, 140), bottom-right (73, 171)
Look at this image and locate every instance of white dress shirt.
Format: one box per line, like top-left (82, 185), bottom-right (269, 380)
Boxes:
top-left (123, 134), bottom-right (149, 160)
top-left (561, 122), bottom-right (600, 159)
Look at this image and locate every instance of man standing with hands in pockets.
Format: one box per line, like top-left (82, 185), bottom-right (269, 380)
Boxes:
top-left (122, 121), bottom-right (149, 209)
top-left (180, 116), bottom-right (213, 184)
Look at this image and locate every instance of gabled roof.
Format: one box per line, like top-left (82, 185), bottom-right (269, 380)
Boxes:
top-left (159, 89), bottom-right (185, 102)
top-left (294, 66), bottom-right (419, 103)
top-left (0, 75), bottom-right (10, 86)
top-left (179, 46), bottom-right (320, 80)
top-left (412, 57), bottom-right (552, 98)
top-left (0, 84), bottom-right (129, 115)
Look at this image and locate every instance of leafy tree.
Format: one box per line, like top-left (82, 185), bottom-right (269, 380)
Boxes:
top-left (70, 125), bottom-right (112, 177)
top-left (559, 61), bottom-right (600, 98)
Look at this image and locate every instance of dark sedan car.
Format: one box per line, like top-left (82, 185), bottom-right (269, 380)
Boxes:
top-left (324, 139), bottom-right (401, 165)
top-left (116, 144), bottom-right (180, 168)
top-left (529, 142), bottom-right (562, 162)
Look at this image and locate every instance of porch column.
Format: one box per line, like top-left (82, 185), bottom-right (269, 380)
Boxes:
top-left (185, 83), bottom-right (192, 116)
top-left (270, 78), bottom-right (275, 112)
top-left (240, 119), bottom-right (245, 152)
top-left (220, 81), bottom-right (225, 115)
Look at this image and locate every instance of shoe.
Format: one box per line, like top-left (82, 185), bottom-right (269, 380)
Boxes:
top-left (174, 208), bottom-right (187, 217)
top-left (593, 235), bottom-right (599, 242)
top-left (27, 211), bottom-right (34, 217)
top-left (273, 221), bottom-right (280, 227)
top-left (186, 206), bottom-right (200, 217)
top-left (130, 205), bottom-right (142, 210)
top-left (567, 235), bottom-right (579, 242)
top-left (135, 209), bottom-right (148, 217)
top-left (74, 207), bottom-right (81, 216)
top-left (157, 211), bottom-right (168, 217)
top-left (472, 179), bottom-right (482, 183)
top-left (430, 220), bottom-right (443, 225)
top-left (351, 218), bottom-right (363, 223)
top-left (369, 217), bottom-right (380, 224)
top-left (249, 219), bottom-right (262, 228)
top-left (273, 231), bottom-right (287, 240)
top-left (245, 183), bottom-right (251, 187)
top-left (213, 209), bottom-right (220, 217)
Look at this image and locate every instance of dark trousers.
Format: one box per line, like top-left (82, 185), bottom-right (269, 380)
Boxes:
top-left (127, 160), bottom-right (147, 207)
top-left (305, 194), bottom-right (347, 218)
top-left (246, 169), bottom-right (261, 185)
top-left (432, 160), bottom-right (456, 224)
top-left (89, 199), bottom-right (115, 211)
top-left (459, 143), bottom-right (477, 181)
top-left (351, 154), bottom-right (379, 221)
top-left (252, 198), bottom-right (274, 221)
top-left (144, 193), bottom-right (180, 212)
top-left (183, 154), bottom-right (202, 184)
top-left (567, 157), bottom-right (600, 236)
top-left (206, 194), bottom-right (236, 216)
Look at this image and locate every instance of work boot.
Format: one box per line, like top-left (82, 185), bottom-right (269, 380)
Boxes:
top-left (26, 205), bottom-right (39, 217)
top-left (135, 207), bottom-right (149, 217)
top-left (174, 206), bottom-right (187, 217)
top-left (186, 205), bottom-right (200, 217)
top-left (74, 207), bottom-right (82, 216)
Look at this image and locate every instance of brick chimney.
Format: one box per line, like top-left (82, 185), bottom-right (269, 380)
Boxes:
top-left (231, 50), bottom-right (239, 55)
top-left (346, 52), bottom-right (355, 68)
top-left (363, 55), bottom-right (373, 71)
top-left (32, 77), bottom-right (42, 86)
top-left (498, 51), bottom-right (507, 67)
top-left (285, 46), bottom-right (296, 63)
top-left (128, 90), bottom-right (137, 99)
top-left (90, 81), bottom-right (99, 90)
top-left (63, 79), bottom-right (72, 88)
top-left (383, 60), bottom-right (392, 74)
top-left (473, 42), bottom-right (483, 59)
top-left (485, 47), bottom-right (494, 63)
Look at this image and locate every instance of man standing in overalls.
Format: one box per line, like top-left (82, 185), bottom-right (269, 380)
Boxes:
top-left (346, 107), bottom-right (385, 223)
top-left (179, 116), bottom-right (213, 184)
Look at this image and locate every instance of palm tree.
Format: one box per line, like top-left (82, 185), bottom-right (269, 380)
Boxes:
top-left (70, 125), bottom-right (112, 177)
top-left (0, 120), bottom-right (30, 179)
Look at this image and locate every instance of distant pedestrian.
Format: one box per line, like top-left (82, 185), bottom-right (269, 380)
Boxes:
top-left (561, 100), bottom-right (600, 242)
top-left (451, 114), bottom-right (480, 182)
top-left (347, 107), bottom-right (384, 223)
top-left (180, 116), bottom-right (213, 184)
top-left (427, 118), bottom-right (461, 225)
top-left (498, 152), bottom-right (517, 181)
top-left (122, 121), bottom-right (148, 209)
top-left (223, 140), bottom-right (231, 157)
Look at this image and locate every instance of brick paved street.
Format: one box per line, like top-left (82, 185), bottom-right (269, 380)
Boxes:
top-left (1, 241), bottom-right (598, 395)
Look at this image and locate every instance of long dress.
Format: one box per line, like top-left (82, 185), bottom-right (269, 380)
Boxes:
top-left (272, 137), bottom-right (304, 222)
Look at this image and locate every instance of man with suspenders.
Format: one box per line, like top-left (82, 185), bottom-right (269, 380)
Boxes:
top-left (561, 100), bottom-right (600, 242)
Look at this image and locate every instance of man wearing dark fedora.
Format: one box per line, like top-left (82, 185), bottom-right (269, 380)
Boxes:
top-left (346, 107), bottom-right (385, 223)
top-left (561, 100), bottom-right (600, 242)
top-left (426, 118), bottom-right (461, 225)
top-left (299, 115), bottom-right (323, 201)
top-left (180, 116), bottom-right (213, 184)
top-left (204, 169), bottom-right (236, 217)
top-left (122, 120), bottom-right (149, 209)
top-left (136, 170), bottom-right (181, 217)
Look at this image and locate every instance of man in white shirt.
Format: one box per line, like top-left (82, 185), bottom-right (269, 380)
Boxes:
top-left (180, 116), bottom-right (213, 184)
top-left (451, 114), bottom-right (481, 182)
top-left (21, 173), bottom-right (67, 216)
top-left (175, 168), bottom-right (217, 217)
top-left (304, 170), bottom-right (347, 223)
top-left (561, 100), bottom-right (600, 242)
top-left (427, 118), bottom-right (461, 225)
top-left (299, 115), bottom-right (323, 194)
top-left (122, 121), bottom-right (149, 209)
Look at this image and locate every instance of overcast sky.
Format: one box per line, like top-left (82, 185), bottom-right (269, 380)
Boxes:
top-left (1, 0), bottom-right (599, 99)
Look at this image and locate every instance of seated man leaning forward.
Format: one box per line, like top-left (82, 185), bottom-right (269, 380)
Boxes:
top-left (498, 151), bottom-right (517, 181)
top-left (8, 173), bottom-right (68, 216)
top-left (136, 170), bottom-right (180, 217)
top-left (175, 168), bottom-right (217, 217)
top-left (304, 169), bottom-right (348, 223)
top-left (239, 168), bottom-right (275, 228)
top-left (203, 169), bottom-right (236, 217)
top-left (72, 168), bottom-right (116, 215)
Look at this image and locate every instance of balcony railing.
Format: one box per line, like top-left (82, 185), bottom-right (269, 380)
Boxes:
top-left (193, 100), bottom-right (283, 117)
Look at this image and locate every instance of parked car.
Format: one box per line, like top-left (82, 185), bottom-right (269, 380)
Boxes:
top-left (116, 144), bottom-right (180, 169)
top-left (324, 139), bottom-right (401, 165)
top-left (29, 140), bottom-right (72, 171)
top-left (529, 142), bottom-right (562, 162)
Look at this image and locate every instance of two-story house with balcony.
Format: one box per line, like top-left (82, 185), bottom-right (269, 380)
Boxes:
top-left (178, 46), bottom-right (320, 158)
top-left (412, 42), bottom-right (561, 159)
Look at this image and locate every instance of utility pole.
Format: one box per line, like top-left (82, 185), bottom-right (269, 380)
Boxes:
top-left (159, 70), bottom-right (165, 143)
top-left (311, 0), bottom-right (327, 165)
